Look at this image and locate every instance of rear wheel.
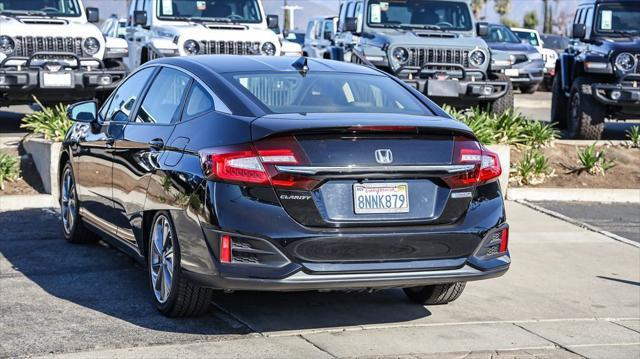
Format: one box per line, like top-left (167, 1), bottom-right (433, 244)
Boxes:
top-left (60, 163), bottom-right (99, 244)
top-left (148, 212), bottom-right (213, 317)
top-left (403, 282), bottom-right (466, 305)
top-left (551, 74), bottom-right (568, 129)
top-left (485, 74), bottom-right (513, 115)
top-left (567, 77), bottom-right (605, 140)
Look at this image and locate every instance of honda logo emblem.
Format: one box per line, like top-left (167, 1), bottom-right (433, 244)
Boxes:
top-left (374, 149), bottom-right (393, 164)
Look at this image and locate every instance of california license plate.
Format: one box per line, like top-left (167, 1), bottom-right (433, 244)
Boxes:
top-left (505, 69), bottom-right (519, 77)
top-left (353, 183), bottom-right (409, 214)
top-left (42, 72), bottom-right (73, 88)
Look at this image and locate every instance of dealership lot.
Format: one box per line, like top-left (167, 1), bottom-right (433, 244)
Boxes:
top-left (1, 201), bottom-right (638, 358)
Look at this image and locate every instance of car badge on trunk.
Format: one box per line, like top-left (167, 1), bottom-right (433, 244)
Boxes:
top-left (374, 149), bottom-right (393, 164)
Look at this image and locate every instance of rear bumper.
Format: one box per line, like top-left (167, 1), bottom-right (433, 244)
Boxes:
top-left (185, 261), bottom-right (510, 291)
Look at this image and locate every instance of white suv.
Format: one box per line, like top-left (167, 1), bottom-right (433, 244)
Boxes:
top-left (0, 0), bottom-right (129, 106)
top-left (125, 0), bottom-right (283, 71)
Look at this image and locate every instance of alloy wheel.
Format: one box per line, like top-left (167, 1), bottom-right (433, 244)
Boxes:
top-left (150, 215), bottom-right (175, 304)
top-left (60, 168), bottom-right (76, 235)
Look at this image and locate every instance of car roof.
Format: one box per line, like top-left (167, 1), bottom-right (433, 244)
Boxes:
top-left (154, 56), bottom-right (384, 76)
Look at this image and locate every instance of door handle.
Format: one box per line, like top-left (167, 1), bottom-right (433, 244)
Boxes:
top-left (149, 138), bottom-right (164, 150)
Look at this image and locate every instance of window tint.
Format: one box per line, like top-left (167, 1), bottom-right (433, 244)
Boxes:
top-left (136, 68), bottom-right (190, 124)
top-left (105, 67), bottom-right (155, 123)
top-left (185, 82), bottom-right (215, 118)
top-left (228, 72), bottom-right (430, 115)
top-left (355, 2), bottom-right (363, 30)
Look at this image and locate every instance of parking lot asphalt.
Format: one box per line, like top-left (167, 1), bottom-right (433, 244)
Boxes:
top-left (1, 202), bottom-right (638, 358)
top-left (514, 91), bottom-right (639, 140)
top-left (531, 201), bottom-right (640, 244)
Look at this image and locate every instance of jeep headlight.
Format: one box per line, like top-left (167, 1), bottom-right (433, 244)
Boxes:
top-left (0, 36), bottom-right (15, 55)
top-left (469, 49), bottom-right (487, 68)
top-left (261, 42), bottom-right (276, 56)
top-left (615, 52), bottom-right (636, 72)
top-left (83, 37), bottom-right (100, 56)
top-left (183, 39), bottom-right (200, 55)
top-left (391, 47), bottom-right (409, 65)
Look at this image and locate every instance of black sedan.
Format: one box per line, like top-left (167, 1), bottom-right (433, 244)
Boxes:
top-left (60, 56), bottom-right (510, 317)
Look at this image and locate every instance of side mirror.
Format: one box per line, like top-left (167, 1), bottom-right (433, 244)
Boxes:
top-left (86, 7), bottom-right (99, 23)
top-left (572, 23), bottom-right (586, 40)
top-left (344, 17), bottom-right (358, 33)
top-left (267, 14), bottom-right (279, 29)
top-left (67, 101), bottom-right (97, 123)
top-left (476, 22), bottom-right (489, 37)
top-left (134, 10), bottom-right (148, 26)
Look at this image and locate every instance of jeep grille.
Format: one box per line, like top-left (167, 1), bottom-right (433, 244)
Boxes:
top-left (199, 41), bottom-right (260, 55)
top-left (406, 47), bottom-right (470, 69)
top-left (14, 36), bottom-right (83, 57)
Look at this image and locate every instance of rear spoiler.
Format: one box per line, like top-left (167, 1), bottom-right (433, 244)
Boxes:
top-left (250, 114), bottom-right (476, 141)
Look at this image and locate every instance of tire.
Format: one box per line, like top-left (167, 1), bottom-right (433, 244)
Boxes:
top-left (148, 211), bottom-right (213, 317)
top-left (519, 84), bottom-right (539, 94)
top-left (551, 74), bottom-right (568, 129)
top-left (567, 77), bottom-right (605, 140)
top-left (403, 282), bottom-right (466, 305)
top-left (60, 163), bottom-right (99, 244)
top-left (485, 74), bottom-right (514, 115)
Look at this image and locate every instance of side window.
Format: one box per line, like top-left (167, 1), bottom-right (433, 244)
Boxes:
top-left (355, 2), bottom-right (364, 32)
top-left (185, 82), bottom-right (215, 118)
top-left (136, 68), bottom-right (191, 124)
top-left (338, 3), bottom-right (347, 32)
top-left (584, 7), bottom-right (594, 28)
top-left (105, 67), bottom-right (155, 123)
top-left (306, 21), bottom-right (315, 39)
top-left (574, 8), bottom-right (582, 25)
top-left (323, 20), bottom-right (334, 40)
top-left (314, 21), bottom-right (322, 39)
top-left (346, 2), bottom-right (356, 18)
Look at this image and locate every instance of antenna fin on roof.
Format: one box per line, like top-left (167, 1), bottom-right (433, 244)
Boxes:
top-left (292, 56), bottom-right (309, 76)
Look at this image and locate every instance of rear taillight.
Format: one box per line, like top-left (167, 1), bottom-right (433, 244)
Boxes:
top-left (199, 137), bottom-right (318, 189)
top-left (444, 136), bottom-right (502, 188)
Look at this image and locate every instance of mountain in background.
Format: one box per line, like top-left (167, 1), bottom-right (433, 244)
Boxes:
top-left (84, 0), bottom-right (578, 34)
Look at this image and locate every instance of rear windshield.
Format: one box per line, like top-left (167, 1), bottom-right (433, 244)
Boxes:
top-left (225, 72), bottom-right (431, 115)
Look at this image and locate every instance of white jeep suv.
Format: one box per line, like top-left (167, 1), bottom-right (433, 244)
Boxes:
top-left (0, 0), bottom-right (129, 106)
top-left (125, 0), bottom-right (283, 71)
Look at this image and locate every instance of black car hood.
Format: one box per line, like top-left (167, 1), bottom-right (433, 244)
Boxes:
top-left (598, 37), bottom-right (640, 51)
top-left (250, 113), bottom-right (474, 141)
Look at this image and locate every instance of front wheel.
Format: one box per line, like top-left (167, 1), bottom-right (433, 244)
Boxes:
top-left (484, 74), bottom-right (513, 115)
top-left (519, 84), bottom-right (539, 94)
top-left (403, 282), bottom-right (466, 305)
top-left (567, 78), bottom-right (605, 140)
top-left (148, 212), bottom-right (213, 317)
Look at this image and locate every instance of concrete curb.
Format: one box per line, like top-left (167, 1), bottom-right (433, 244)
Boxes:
top-left (554, 140), bottom-right (631, 147)
top-left (0, 194), bottom-right (54, 212)
top-left (516, 200), bottom-right (639, 248)
top-left (507, 187), bottom-right (640, 203)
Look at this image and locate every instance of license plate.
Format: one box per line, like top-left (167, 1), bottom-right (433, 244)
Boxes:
top-left (353, 183), bottom-right (409, 214)
top-left (505, 69), bottom-right (519, 77)
top-left (426, 79), bottom-right (459, 97)
top-left (42, 72), bottom-right (73, 88)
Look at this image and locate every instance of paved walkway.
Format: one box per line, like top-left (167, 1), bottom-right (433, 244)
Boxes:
top-left (1, 202), bottom-right (639, 358)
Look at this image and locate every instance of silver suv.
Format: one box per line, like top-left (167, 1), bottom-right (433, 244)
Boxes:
top-left (328, 0), bottom-right (513, 114)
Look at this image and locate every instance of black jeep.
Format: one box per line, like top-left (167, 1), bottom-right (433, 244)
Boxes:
top-left (552, 0), bottom-right (639, 139)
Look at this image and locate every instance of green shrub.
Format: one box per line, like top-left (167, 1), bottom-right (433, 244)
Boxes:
top-left (443, 105), bottom-right (558, 148)
top-left (20, 97), bottom-right (73, 142)
top-left (510, 149), bottom-right (553, 186)
top-left (0, 151), bottom-right (20, 190)
top-left (572, 144), bottom-right (616, 176)
top-left (627, 126), bottom-right (640, 148)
